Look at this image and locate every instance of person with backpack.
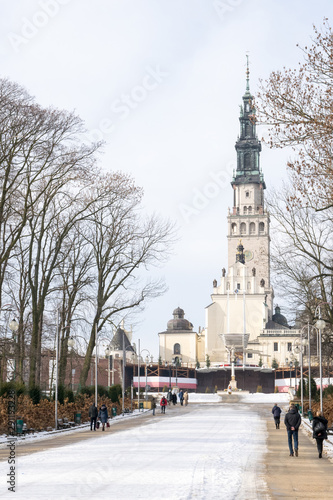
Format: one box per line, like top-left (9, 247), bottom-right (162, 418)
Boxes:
top-left (312, 410), bottom-right (328, 458)
top-left (160, 395), bottom-right (167, 414)
top-left (284, 404), bottom-right (301, 456)
top-left (272, 403), bottom-right (282, 429)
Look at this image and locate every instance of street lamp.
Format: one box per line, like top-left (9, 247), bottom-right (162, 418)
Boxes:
top-left (165, 361), bottom-right (172, 390)
top-left (293, 336), bottom-right (307, 414)
top-left (315, 310), bottom-right (326, 414)
top-left (8, 319), bottom-right (19, 381)
top-left (122, 340), bottom-right (135, 415)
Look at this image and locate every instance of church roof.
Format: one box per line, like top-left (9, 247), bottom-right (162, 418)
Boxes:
top-left (110, 328), bottom-right (134, 351)
top-left (158, 307), bottom-right (194, 334)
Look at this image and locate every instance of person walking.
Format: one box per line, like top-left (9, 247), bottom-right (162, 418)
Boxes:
top-left (272, 403), bottom-right (282, 429)
top-left (179, 389), bottom-right (184, 406)
top-left (172, 392), bottom-right (177, 405)
top-left (88, 402), bottom-right (98, 431)
top-left (312, 410), bottom-right (328, 458)
top-left (184, 391), bottom-right (189, 406)
top-left (167, 389), bottom-right (172, 405)
top-left (284, 404), bottom-right (301, 456)
top-left (160, 395), bottom-right (167, 414)
top-left (152, 397), bottom-right (156, 416)
top-left (98, 403), bottom-right (108, 431)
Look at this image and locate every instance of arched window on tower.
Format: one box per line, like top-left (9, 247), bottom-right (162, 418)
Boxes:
top-left (250, 222), bottom-right (255, 234)
top-left (244, 152), bottom-right (251, 169)
top-left (231, 223), bottom-right (237, 234)
top-left (240, 222), bottom-right (246, 234)
top-left (248, 206), bottom-right (252, 214)
top-left (174, 343), bottom-right (181, 355)
top-left (259, 222), bottom-right (265, 234)
top-left (243, 206), bottom-right (247, 214)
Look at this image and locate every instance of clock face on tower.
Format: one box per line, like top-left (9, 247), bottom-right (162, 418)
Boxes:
top-left (244, 250), bottom-right (253, 261)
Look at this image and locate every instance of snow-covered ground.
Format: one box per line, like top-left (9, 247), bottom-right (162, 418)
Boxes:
top-left (1, 393), bottom-right (332, 499)
top-left (0, 402), bottom-right (269, 499)
top-left (237, 392), bottom-right (290, 404)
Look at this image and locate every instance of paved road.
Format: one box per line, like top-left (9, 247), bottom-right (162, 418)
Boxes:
top-left (0, 399), bottom-right (332, 499)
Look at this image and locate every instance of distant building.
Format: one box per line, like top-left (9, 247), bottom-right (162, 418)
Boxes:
top-left (158, 63), bottom-right (299, 389)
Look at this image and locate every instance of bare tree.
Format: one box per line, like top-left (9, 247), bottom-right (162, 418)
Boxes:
top-left (78, 172), bottom-right (175, 387)
top-left (256, 19), bottom-right (333, 211)
top-left (268, 187), bottom-right (333, 331)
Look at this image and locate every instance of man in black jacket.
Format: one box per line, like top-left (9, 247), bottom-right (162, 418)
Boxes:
top-left (284, 404), bottom-right (302, 456)
top-left (88, 403), bottom-right (98, 431)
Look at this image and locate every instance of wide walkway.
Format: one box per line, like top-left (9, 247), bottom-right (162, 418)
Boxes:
top-left (0, 398), bottom-right (332, 499)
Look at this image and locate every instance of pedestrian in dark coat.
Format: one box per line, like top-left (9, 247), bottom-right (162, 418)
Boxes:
top-left (312, 411), bottom-right (328, 458)
top-left (172, 392), bottom-right (177, 405)
top-left (272, 403), bottom-right (282, 429)
top-left (98, 404), bottom-right (108, 431)
top-left (152, 397), bottom-right (156, 416)
top-left (179, 390), bottom-right (184, 406)
top-left (284, 404), bottom-right (302, 456)
top-left (88, 403), bottom-right (98, 431)
top-left (160, 396), bottom-right (167, 414)
top-left (167, 390), bottom-right (172, 404)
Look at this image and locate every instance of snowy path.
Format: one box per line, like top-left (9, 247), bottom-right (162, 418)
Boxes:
top-left (0, 404), bottom-right (269, 500)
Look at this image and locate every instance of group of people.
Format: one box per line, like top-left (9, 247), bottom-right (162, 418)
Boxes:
top-left (272, 402), bottom-right (329, 459)
top-left (159, 390), bottom-right (189, 413)
top-left (88, 403), bottom-right (108, 431)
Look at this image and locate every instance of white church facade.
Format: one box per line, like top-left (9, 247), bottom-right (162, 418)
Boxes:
top-left (158, 65), bottom-right (299, 375)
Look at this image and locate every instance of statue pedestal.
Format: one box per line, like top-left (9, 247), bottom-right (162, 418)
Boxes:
top-left (229, 379), bottom-right (237, 390)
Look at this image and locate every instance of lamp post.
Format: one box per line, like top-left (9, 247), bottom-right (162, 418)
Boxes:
top-left (122, 340), bottom-right (135, 416)
top-left (165, 361), bottom-right (171, 390)
top-left (8, 319), bottom-right (19, 381)
top-left (68, 333), bottom-right (111, 402)
top-left (314, 301), bottom-right (332, 414)
top-left (315, 308), bottom-right (326, 414)
top-left (138, 348), bottom-right (150, 402)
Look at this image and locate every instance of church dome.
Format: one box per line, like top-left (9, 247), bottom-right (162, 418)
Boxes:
top-left (167, 307), bottom-right (193, 331)
top-left (272, 306), bottom-right (289, 328)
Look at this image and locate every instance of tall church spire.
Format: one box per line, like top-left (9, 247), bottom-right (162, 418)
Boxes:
top-left (245, 53), bottom-right (250, 94)
top-left (232, 57), bottom-right (265, 189)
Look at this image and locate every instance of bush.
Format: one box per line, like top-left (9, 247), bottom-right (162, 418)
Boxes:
top-left (274, 386), bottom-right (279, 393)
top-left (256, 385), bottom-right (262, 393)
top-left (29, 386), bottom-right (41, 404)
top-left (323, 384), bottom-right (333, 397)
top-left (163, 385), bottom-right (168, 392)
top-left (65, 389), bottom-right (75, 403)
top-left (0, 382), bottom-right (27, 397)
top-left (108, 385), bottom-right (119, 403)
top-left (205, 387), bottom-right (210, 393)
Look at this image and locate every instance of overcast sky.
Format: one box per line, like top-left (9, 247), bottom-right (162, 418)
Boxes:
top-left (1, 1), bottom-right (332, 358)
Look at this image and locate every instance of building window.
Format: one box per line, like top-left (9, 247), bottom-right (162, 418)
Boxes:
top-left (240, 222), bottom-right (246, 234)
top-left (245, 191), bottom-right (250, 198)
top-left (247, 353), bottom-right (253, 358)
top-left (250, 222), bottom-right (255, 234)
top-left (248, 206), bottom-right (252, 214)
top-left (231, 223), bottom-right (237, 234)
top-left (237, 283), bottom-right (241, 290)
top-left (174, 343), bottom-right (181, 355)
top-left (287, 342), bottom-right (292, 352)
top-left (274, 342), bottom-right (278, 352)
top-left (259, 222), bottom-right (265, 233)
top-left (243, 206), bottom-right (247, 214)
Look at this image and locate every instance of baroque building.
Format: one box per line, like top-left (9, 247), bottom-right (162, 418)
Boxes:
top-left (158, 63), bottom-right (299, 389)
